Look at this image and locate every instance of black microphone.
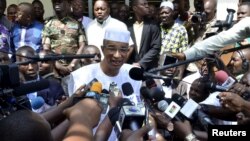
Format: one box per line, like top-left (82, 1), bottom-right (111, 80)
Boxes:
top-left (140, 86), bottom-right (165, 102)
top-left (129, 67), bottom-right (170, 81)
top-left (13, 79), bottom-right (50, 97)
top-left (121, 82), bottom-right (138, 103)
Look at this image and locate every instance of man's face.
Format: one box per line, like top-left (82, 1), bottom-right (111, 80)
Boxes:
top-left (72, 0), bottom-right (84, 18)
top-left (119, 5), bottom-right (129, 21)
top-left (15, 5), bottom-right (30, 26)
top-left (228, 52), bottom-right (243, 75)
top-left (7, 6), bottom-right (17, 22)
top-left (17, 54), bottom-right (38, 81)
top-left (159, 7), bottom-right (173, 25)
top-left (33, 2), bottom-right (44, 19)
top-left (94, 1), bottom-right (109, 22)
top-left (102, 40), bottom-right (129, 70)
top-left (189, 81), bottom-right (207, 102)
top-left (237, 5), bottom-right (250, 22)
top-left (52, 0), bottom-right (67, 14)
top-left (38, 52), bottom-right (53, 76)
top-left (133, 0), bottom-right (149, 17)
top-left (82, 47), bottom-right (101, 65)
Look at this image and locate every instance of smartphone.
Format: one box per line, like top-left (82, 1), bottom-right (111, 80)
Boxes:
top-left (163, 55), bottom-right (178, 65)
top-left (159, 53), bottom-right (178, 66)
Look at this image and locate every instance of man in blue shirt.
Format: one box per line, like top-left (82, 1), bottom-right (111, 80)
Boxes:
top-left (11, 2), bottom-right (43, 53)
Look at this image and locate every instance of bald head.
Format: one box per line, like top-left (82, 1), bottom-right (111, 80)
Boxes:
top-left (204, 0), bottom-right (217, 21)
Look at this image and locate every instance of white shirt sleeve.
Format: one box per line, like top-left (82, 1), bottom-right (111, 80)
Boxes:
top-left (184, 17), bottom-right (250, 60)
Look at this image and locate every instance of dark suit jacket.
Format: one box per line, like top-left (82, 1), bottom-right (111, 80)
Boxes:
top-left (127, 19), bottom-right (161, 71)
top-left (37, 78), bottom-right (65, 106)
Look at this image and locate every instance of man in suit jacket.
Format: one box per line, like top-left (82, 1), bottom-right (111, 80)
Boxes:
top-left (127, 0), bottom-right (161, 71)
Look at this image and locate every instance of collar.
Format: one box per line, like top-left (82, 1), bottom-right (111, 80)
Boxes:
top-left (95, 15), bottom-right (111, 26)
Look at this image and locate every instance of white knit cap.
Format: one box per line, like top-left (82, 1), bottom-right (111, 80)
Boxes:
top-left (160, 1), bottom-right (174, 10)
top-left (104, 28), bottom-right (130, 43)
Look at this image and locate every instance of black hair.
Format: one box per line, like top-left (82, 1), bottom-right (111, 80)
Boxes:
top-left (0, 110), bottom-right (53, 141)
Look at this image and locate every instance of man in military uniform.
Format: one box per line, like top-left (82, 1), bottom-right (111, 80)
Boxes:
top-left (42, 0), bottom-right (86, 77)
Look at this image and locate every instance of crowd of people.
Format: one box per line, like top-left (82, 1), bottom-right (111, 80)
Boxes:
top-left (1, 0), bottom-right (250, 141)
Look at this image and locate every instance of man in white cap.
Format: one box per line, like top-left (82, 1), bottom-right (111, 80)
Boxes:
top-left (159, 1), bottom-right (188, 80)
top-left (68, 27), bottom-right (142, 100)
top-left (68, 27), bottom-right (142, 141)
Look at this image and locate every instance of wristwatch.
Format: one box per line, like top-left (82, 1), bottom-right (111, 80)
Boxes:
top-left (185, 133), bottom-right (197, 141)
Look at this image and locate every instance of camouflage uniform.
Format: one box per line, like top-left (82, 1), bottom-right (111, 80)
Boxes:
top-left (42, 16), bottom-right (86, 65)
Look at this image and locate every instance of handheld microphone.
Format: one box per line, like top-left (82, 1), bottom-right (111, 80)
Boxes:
top-left (122, 82), bottom-right (138, 104)
top-left (30, 96), bottom-right (45, 110)
top-left (171, 94), bottom-right (214, 127)
top-left (85, 82), bottom-right (102, 99)
top-left (13, 79), bottom-right (50, 97)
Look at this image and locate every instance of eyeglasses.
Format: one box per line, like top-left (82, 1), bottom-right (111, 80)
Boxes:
top-left (104, 46), bottom-right (129, 54)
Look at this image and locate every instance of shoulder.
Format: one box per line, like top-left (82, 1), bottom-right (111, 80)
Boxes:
top-left (109, 17), bottom-right (127, 28)
top-left (44, 16), bottom-right (56, 24)
top-left (72, 63), bottom-right (98, 77)
top-left (33, 21), bottom-right (44, 28)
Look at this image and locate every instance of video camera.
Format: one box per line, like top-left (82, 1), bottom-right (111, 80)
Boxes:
top-left (192, 0), bottom-right (206, 24)
top-left (0, 64), bottom-right (20, 89)
top-left (212, 8), bottom-right (236, 32)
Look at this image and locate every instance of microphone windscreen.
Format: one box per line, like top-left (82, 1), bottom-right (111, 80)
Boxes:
top-left (157, 100), bottom-right (168, 111)
top-left (30, 96), bottom-right (45, 110)
top-left (150, 87), bottom-right (165, 102)
top-left (13, 79), bottom-right (49, 97)
top-left (129, 67), bottom-right (144, 81)
top-left (90, 82), bottom-right (102, 94)
top-left (122, 82), bottom-right (134, 96)
top-left (215, 70), bottom-right (228, 84)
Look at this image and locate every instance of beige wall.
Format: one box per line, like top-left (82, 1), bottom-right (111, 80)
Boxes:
top-left (6, 0), bottom-right (54, 18)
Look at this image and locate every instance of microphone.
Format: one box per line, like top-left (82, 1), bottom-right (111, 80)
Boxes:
top-left (157, 99), bottom-right (182, 120)
top-left (122, 82), bottom-right (138, 104)
top-left (30, 96), bottom-right (45, 110)
top-left (171, 94), bottom-right (214, 127)
top-left (109, 82), bottom-right (121, 97)
top-left (215, 70), bottom-right (235, 88)
top-left (13, 79), bottom-right (50, 97)
top-left (27, 54), bottom-right (96, 61)
top-left (85, 82), bottom-right (102, 99)
top-left (129, 67), bottom-right (170, 81)
top-left (140, 86), bottom-right (165, 102)
top-left (205, 70), bottom-right (236, 92)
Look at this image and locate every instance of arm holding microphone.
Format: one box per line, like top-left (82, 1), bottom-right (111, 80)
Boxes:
top-left (173, 17), bottom-right (250, 60)
top-left (94, 94), bottom-right (123, 141)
